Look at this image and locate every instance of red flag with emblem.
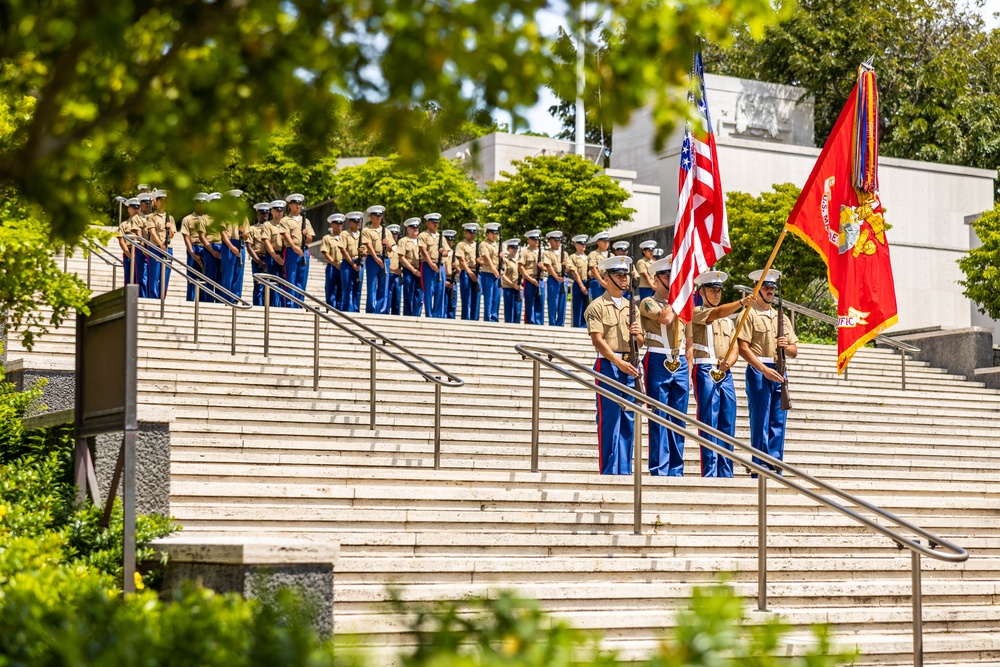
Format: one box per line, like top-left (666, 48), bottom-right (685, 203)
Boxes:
top-left (785, 63), bottom-right (898, 374)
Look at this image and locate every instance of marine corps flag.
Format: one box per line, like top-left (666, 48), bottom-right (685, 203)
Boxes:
top-left (786, 62), bottom-right (898, 374)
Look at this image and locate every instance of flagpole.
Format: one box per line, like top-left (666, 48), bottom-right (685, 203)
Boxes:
top-left (720, 226), bottom-right (788, 364)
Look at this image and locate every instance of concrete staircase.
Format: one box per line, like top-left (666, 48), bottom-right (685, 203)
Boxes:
top-left (6, 241), bottom-right (1000, 665)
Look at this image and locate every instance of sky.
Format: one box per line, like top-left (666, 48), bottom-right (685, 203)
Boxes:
top-left (503, 0), bottom-right (1000, 137)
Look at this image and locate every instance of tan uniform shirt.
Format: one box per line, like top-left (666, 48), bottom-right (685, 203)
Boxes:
top-left (418, 230), bottom-right (443, 264)
top-left (686, 305), bottom-right (739, 361)
top-left (340, 229), bottom-right (361, 261)
top-left (587, 250), bottom-right (608, 272)
top-left (224, 218), bottom-right (249, 245)
top-left (455, 240), bottom-right (477, 273)
top-left (249, 225), bottom-right (268, 259)
top-left (502, 252), bottom-right (521, 288)
top-left (640, 294), bottom-right (685, 352)
top-left (568, 253), bottom-right (589, 283)
top-left (200, 214), bottom-right (222, 244)
top-left (280, 215), bottom-right (304, 248)
top-left (264, 220), bottom-right (285, 251)
top-left (361, 226), bottom-right (388, 257)
top-left (737, 305), bottom-right (798, 359)
top-left (519, 245), bottom-right (548, 280)
top-left (397, 236), bottom-right (421, 273)
top-left (119, 216), bottom-right (144, 240)
top-left (542, 248), bottom-right (566, 277)
top-left (389, 244), bottom-right (400, 273)
top-left (145, 212), bottom-right (173, 245)
top-left (477, 240), bottom-right (499, 275)
top-left (180, 214), bottom-right (206, 243)
top-left (321, 233), bottom-right (342, 266)
top-left (584, 292), bottom-right (632, 354)
top-left (636, 258), bottom-right (652, 289)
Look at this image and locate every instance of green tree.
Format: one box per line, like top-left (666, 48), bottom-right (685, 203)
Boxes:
top-left (333, 156), bottom-right (482, 229)
top-left (484, 155), bottom-right (634, 240)
top-left (546, 27), bottom-right (615, 156)
top-left (716, 184), bottom-right (835, 341)
top-left (959, 204), bottom-right (1000, 319)
top-left (707, 0), bottom-right (1000, 196)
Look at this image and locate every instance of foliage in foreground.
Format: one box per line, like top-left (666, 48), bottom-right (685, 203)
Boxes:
top-left (959, 204), bottom-right (1000, 320)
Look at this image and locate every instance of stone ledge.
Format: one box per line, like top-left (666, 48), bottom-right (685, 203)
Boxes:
top-left (150, 535), bottom-right (340, 565)
top-left (973, 366), bottom-right (1000, 391)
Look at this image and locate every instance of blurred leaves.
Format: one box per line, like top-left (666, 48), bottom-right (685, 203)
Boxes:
top-left (960, 204), bottom-right (1000, 319)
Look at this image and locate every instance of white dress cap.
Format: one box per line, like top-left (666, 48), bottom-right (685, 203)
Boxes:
top-left (270, 200), bottom-right (287, 209)
top-left (546, 230), bottom-right (563, 240)
top-left (589, 231), bottom-right (610, 243)
top-left (366, 204), bottom-right (385, 215)
top-left (650, 257), bottom-right (673, 275)
top-left (225, 189), bottom-right (243, 198)
top-left (253, 202), bottom-right (270, 212)
top-left (194, 192), bottom-right (209, 202)
top-left (126, 198), bottom-right (140, 207)
top-left (639, 240), bottom-right (657, 250)
top-left (404, 217), bottom-right (421, 227)
top-left (442, 229), bottom-right (456, 238)
top-left (137, 193), bottom-right (153, 203)
top-left (694, 270), bottom-right (728, 287)
top-left (612, 241), bottom-right (630, 251)
top-left (748, 269), bottom-right (782, 286)
top-left (484, 222), bottom-right (501, 233)
top-left (346, 211), bottom-right (363, 221)
top-left (424, 212), bottom-right (441, 221)
top-left (504, 238), bottom-right (521, 247)
top-left (462, 222), bottom-right (480, 232)
top-left (599, 256), bottom-right (633, 273)
top-left (327, 213), bottom-right (346, 223)
top-left (572, 234), bottom-right (589, 244)
top-left (287, 193), bottom-right (305, 204)
top-left (652, 248), bottom-right (665, 258)
top-left (525, 229), bottom-right (541, 239)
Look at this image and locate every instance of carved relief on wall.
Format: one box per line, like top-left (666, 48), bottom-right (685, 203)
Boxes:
top-left (733, 92), bottom-right (785, 140)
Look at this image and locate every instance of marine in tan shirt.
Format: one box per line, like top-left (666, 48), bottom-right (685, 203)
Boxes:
top-left (685, 272), bottom-right (756, 374)
top-left (737, 286), bottom-right (798, 378)
top-left (321, 231), bottom-right (343, 267)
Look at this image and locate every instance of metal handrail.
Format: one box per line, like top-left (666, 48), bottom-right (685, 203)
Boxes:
top-left (254, 273), bottom-right (464, 467)
top-left (516, 343), bottom-right (967, 667)
top-left (122, 235), bottom-right (252, 354)
top-left (734, 284), bottom-right (919, 388)
top-left (83, 242), bottom-right (123, 290)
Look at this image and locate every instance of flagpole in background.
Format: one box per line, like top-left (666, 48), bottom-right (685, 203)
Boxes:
top-left (574, 1), bottom-right (586, 157)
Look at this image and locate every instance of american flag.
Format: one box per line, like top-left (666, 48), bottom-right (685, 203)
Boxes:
top-left (668, 51), bottom-right (730, 322)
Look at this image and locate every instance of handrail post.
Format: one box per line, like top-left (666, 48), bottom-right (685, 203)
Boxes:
top-left (193, 285), bottom-right (200, 344)
top-left (87, 252), bottom-right (92, 288)
top-left (633, 407), bottom-right (642, 535)
top-left (901, 350), bottom-right (907, 391)
top-left (231, 307), bottom-right (237, 356)
top-left (433, 383), bottom-right (442, 469)
top-left (369, 344), bottom-right (377, 430)
top-left (530, 359), bottom-right (540, 472)
top-left (160, 259), bottom-right (167, 319)
top-left (112, 266), bottom-right (117, 290)
top-left (64, 245), bottom-right (68, 272)
top-left (912, 549), bottom-right (923, 667)
top-left (758, 473), bottom-right (768, 611)
top-left (263, 286), bottom-right (271, 356)
top-left (313, 311), bottom-right (320, 390)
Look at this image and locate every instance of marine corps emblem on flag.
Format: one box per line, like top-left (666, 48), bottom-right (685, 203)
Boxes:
top-left (786, 61), bottom-right (899, 374)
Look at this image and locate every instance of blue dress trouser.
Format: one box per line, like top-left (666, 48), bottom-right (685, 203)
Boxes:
top-left (459, 272), bottom-right (481, 320)
top-left (523, 280), bottom-right (545, 325)
top-left (219, 243), bottom-right (241, 303)
top-left (595, 356), bottom-right (635, 475)
top-left (480, 273), bottom-right (500, 322)
top-left (745, 363), bottom-right (788, 472)
top-left (283, 247), bottom-right (306, 308)
top-left (643, 353), bottom-right (688, 476)
top-left (388, 273), bottom-right (401, 315)
top-left (546, 276), bottom-right (567, 327)
top-left (421, 263), bottom-right (445, 318)
top-left (402, 271), bottom-right (423, 316)
top-left (252, 260), bottom-right (266, 307)
top-left (588, 279), bottom-right (605, 301)
top-left (145, 247), bottom-right (166, 299)
top-left (298, 250), bottom-right (310, 294)
top-left (232, 242), bottom-right (245, 298)
top-left (125, 248), bottom-right (148, 298)
top-left (503, 287), bottom-right (522, 323)
top-left (694, 364), bottom-right (737, 478)
top-left (445, 281), bottom-right (457, 318)
top-left (340, 262), bottom-right (362, 312)
top-left (201, 243), bottom-right (222, 303)
top-left (266, 256), bottom-right (285, 307)
top-left (325, 263), bottom-right (342, 309)
top-left (365, 255), bottom-right (388, 314)
top-left (571, 281), bottom-right (588, 328)
top-left (185, 245), bottom-right (203, 302)
top-left (163, 247), bottom-right (172, 296)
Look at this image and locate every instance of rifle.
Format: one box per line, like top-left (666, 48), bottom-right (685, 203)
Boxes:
top-left (628, 269), bottom-right (644, 392)
top-left (775, 277), bottom-right (792, 410)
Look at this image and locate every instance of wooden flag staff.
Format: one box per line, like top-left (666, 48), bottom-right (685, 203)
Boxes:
top-left (718, 227), bottom-right (788, 367)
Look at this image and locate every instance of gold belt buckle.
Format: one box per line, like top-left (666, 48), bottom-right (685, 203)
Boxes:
top-left (710, 367), bottom-right (727, 382)
top-left (621, 352), bottom-right (631, 363)
top-left (664, 349), bottom-right (681, 373)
